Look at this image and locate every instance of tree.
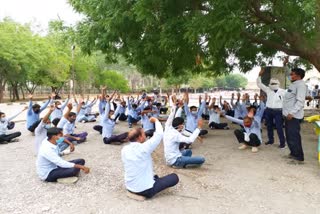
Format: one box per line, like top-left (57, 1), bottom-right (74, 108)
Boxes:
top-left (69, 0), bottom-right (320, 76)
top-left (213, 74), bottom-right (248, 89)
top-left (93, 70), bottom-right (130, 93)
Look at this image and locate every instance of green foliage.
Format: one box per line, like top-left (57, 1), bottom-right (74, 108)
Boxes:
top-left (213, 74), bottom-right (248, 89)
top-left (93, 70), bottom-right (130, 93)
top-left (70, 0), bottom-right (320, 75)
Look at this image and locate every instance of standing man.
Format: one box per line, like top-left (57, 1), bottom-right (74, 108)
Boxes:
top-left (283, 58), bottom-right (307, 164)
top-left (257, 68), bottom-right (286, 148)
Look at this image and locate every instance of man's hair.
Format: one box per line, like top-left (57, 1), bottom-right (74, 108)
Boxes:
top-left (144, 106), bottom-right (152, 111)
top-left (132, 104), bottom-right (138, 108)
top-left (32, 104), bottom-right (41, 109)
top-left (68, 112), bottom-right (77, 117)
top-left (51, 118), bottom-right (60, 127)
top-left (128, 128), bottom-right (143, 142)
top-left (243, 116), bottom-right (253, 123)
top-left (291, 68), bottom-right (305, 79)
top-left (190, 106), bottom-right (197, 111)
top-left (172, 117), bottom-right (184, 128)
top-left (156, 103), bottom-right (161, 107)
top-left (47, 127), bottom-right (62, 140)
top-left (213, 105), bottom-right (219, 110)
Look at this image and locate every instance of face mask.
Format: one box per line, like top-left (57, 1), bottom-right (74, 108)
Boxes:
top-left (69, 118), bottom-right (76, 123)
top-left (191, 111), bottom-right (197, 115)
top-left (57, 105), bottom-right (62, 109)
top-left (56, 137), bottom-right (65, 144)
top-left (269, 84), bottom-right (279, 90)
top-left (34, 109), bottom-right (40, 114)
top-left (44, 124), bottom-right (51, 129)
top-left (0, 118), bottom-right (6, 122)
top-left (147, 113), bottom-right (153, 117)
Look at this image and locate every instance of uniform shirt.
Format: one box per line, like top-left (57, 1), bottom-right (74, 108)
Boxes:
top-left (57, 117), bottom-right (68, 129)
top-left (225, 102), bottom-right (266, 141)
top-left (51, 98), bottom-right (69, 121)
top-left (34, 121), bottom-right (48, 155)
top-left (282, 79), bottom-right (307, 119)
top-left (208, 109), bottom-right (222, 124)
top-left (26, 99), bottom-right (51, 128)
top-left (184, 101), bottom-right (205, 132)
top-left (163, 106), bottom-right (200, 165)
top-left (36, 139), bottom-right (75, 180)
top-left (121, 120), bottom-right (163, 193)
top-left (256, 77), bottom-right (286, 109)
top-left (127, 99), bottom-right (144, 119)
top-left (63, 120), bottom-right (75, 135)
top-left (141, 115), bottom-right (154, 131)
top-left (0, 110), bottom-right (23, 135)
top-left (85, 99), bottom-right (97, 115)
top-left (102, 101), bottom-right (115, 138)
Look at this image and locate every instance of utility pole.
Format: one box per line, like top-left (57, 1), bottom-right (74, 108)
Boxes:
top-left (70, 45), bottom-right (76, 96)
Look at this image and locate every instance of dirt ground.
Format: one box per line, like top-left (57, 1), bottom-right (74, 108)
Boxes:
top-left (1, 103), bottom-right (320, 214)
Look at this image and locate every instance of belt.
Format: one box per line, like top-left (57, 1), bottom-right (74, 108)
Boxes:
top-left (266, 107), bottom-right (282, 111)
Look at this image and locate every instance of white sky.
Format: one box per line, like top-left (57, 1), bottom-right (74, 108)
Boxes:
top-left (0, 0), bottom-right (83, 32)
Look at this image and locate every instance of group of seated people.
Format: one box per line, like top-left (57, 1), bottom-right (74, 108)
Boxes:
top-left (0, 83), bottom-right (272, 199)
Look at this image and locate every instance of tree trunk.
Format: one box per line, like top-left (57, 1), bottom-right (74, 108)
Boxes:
top-left (20, 85), bottom-right (25, 100)
top-left (0, 80), bottom-right (6, 103)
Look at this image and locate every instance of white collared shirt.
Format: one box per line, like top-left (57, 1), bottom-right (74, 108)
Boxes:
top-left (121, 120), bottom-right (163, 193)
top-left (257, 77), bottom-right (286, 109)
top-left (163, 106), bottom-right (200, 165)
top-left (34, 121), bottom-right (47, 155)
top-left (36, 139), bottom-right (75, 180)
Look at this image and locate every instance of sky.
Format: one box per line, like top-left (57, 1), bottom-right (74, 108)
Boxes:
top-left (0, 0), bottom-right (83, 32)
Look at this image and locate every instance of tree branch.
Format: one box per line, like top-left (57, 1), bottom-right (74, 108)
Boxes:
top-left (241, 31), bottom-right (299, 56)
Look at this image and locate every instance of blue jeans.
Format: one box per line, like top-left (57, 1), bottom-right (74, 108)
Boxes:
top-left (57, 142), bottom-right (69, 154)
top-left (172, 149), bottom-right (205, 168)
top-left (128, 115), bottom-right (141, 125)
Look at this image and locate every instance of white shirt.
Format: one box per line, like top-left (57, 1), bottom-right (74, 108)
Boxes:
top-left (257, 77), bottom-right (286, 109)
top-left (102, 101), bottom-right (115, 138)
top-left (36, 139), bottom-right (75, 180)
top-left (121, 120), bottom-right (163, 193)
top-left (208, 109), bottom-right (221, 124)
top-left (163, 106), bottom-right (200, 165)
top-left (34, 121), bottom-right (47, 155)
top-left (57, 117), bottom-right (68, 129)
top-left (63, 120), bottom-right (75, 135)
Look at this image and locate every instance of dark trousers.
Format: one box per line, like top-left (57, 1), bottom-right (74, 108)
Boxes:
top-left (201, 114), bottom-right (210, 120)
top-left (66, 132), bottom-right (88, 143)
top-left (160, 107), bottom-right (168, 114)
top-left (209, 122), bottom-right (228, 129)
top-left (144, 129), bottom-right (155, 138)
top-left (93, 125), bottom-right (102, 134)
top-left (285, 118), bottom-right (304, 161)
top-left (0, 132), bottom-right (21, 143)
top-left (186, 129), bottom-right (208, 137)
top-left (128, 115), bottom-right (141, 124)
top-left (103, 132), bottom-right (128, 144)
top-left (265, 108), bottom-right (285, 146)
top-left (28, 120), bottom-right (41, 132)
top-left (133, 173), bottom-right (179, 198)
top-left (234, 129), bottom-right (261, 147)
top-left (45, 159), bottom-right (85, 182)
top-left (115, 113), bottom-right (127, 121)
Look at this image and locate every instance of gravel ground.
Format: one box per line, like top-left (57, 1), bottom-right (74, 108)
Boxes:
top-left (1, 102), bottom-right (320, 214)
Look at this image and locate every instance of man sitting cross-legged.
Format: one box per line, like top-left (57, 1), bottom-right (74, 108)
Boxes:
top-left (163, 95), bottom-right (205, 168)
top-left (121, 117), bottom-right (179, 199)
top-left (36, 127), bottom-right (90, 183)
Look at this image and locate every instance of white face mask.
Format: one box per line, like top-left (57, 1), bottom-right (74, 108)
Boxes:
top-left (191, 111), bottom-right (197, 115)
top-left (0, 118), bottom-right (6, 122)
top-left (269, 84), bottom-right (279, 90)
top-left (57, 105), bottom-right (62, 109)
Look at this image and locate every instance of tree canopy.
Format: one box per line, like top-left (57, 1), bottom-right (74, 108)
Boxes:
top-left (69, 0), bottom-right (320, 76)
